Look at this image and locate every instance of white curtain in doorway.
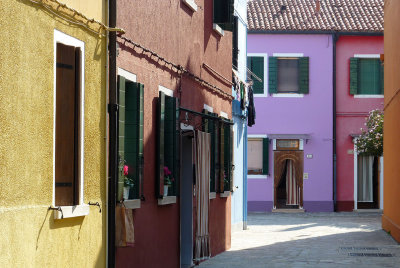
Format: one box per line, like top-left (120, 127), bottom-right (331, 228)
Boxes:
top-left (286, 160), bottom-right (299, 205)
top-left (194, 131), bottom-right (211, 261)
top-left (358, 155), bottom-right (374, 202)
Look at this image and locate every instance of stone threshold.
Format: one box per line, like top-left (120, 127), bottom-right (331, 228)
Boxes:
top-left (272, 208), bottom-right (305, 213)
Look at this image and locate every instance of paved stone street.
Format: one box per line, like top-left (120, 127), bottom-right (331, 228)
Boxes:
top-left (199, 212), bottom-right (400, 268)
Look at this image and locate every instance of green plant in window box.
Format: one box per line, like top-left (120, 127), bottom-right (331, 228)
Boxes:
top-left (163, 166), bottom-right (174, 196)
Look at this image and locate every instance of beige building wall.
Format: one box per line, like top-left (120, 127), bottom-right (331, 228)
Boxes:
top-left (0, 0), bottom-right (107, 266)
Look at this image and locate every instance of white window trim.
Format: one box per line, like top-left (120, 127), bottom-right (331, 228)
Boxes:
top-left (220, 111), bottom-right (228, 119)
top-left (271, 53), bottom-right (305, 97)
top-left (272, 139), bottom-right (303, 151)
top-left (247, 53), bottom-right (268, 97)
top-left (203, 104), bottom-right (213, 113)
top-left (354, 54), bottom-right (380, 58)
top-left (248, 135), bottom-right (268, 177)
top-left (353, 54), bottom-right (383, 98)
top-left (159, 85), bottom-right (174, 96)
top-left (272, 93), bottom-right (304, 98)
top-left (209, 192), bottom-right (216, 199)
top-left (248, 175), bottom-right (268, 179)
top-left (213, 23), bottom-right (224, 36)
top-left (53, 30), bottom-right (86, 218)
top-left (118, 68), bottom-right (137, 82)
top-left (273, 53), bottom-right (304, 57)
top-left (182, 0), bottom-right (197, 12)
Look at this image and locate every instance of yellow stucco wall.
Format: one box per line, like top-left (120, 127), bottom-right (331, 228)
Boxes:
top-left (0, 0), bottom-right (107, 266)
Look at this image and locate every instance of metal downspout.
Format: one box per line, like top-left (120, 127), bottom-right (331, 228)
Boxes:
top-left (333, 33), bottom-right (338, 211)
top-left (108, 0), bottom-right (117, 266)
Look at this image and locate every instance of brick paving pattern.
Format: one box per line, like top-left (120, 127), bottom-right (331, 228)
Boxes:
top-left (199, 212), bottom-right (400, 268)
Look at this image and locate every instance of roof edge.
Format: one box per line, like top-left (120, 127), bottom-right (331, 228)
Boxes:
top-left (247, 30), bottom-right (383, 36)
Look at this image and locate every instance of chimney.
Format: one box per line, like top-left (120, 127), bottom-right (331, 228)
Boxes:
top-left (316, 0), bottom-right (320, 13)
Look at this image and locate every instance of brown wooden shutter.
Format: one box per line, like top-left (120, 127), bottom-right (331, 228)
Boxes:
top-left (55, 43), bottom-right (80, 206)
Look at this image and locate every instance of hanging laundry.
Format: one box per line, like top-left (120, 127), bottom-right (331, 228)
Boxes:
top-left (247, 85), bottom-right (256, 127)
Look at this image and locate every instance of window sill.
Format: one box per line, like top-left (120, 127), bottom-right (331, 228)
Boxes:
top-left (271, 93), bottom-right (304, 98)
top-left (248, 175), bottom-right (268, 179)
top-left (54, 204), bottom-right (89, 219)
top-left (220, 191), bottom-right (231, 198)
top-left (353, 94), bottom-right (384, 98)
top-left (158, 196), bottom-right (177, 205)
top-left (209, 192), bottom-right (216, 199)
top-left (254, 93), bottom-right (267, 98)
top-left (182, 0), bottom-right (197, 12)
top-left (123, 199), bottom-right (141, 209)
top-left (213, 23), bottom-right (224, 37)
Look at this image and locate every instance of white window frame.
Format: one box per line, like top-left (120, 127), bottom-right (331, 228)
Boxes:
top-left (247, 53), bottom-right (268, 97)
top-left (159, 85), bottom-right (174, 97)
top-left (53, 29), bottom-right (87, 219)
top-left (271, 53), bottom-right (305, 98)
top-left (247, 134), bottom-right (268, 179)
top-left (353, 54), bottom-right (384, 99)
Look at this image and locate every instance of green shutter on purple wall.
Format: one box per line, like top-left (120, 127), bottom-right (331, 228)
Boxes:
top-left (262, 138), bottom-right (269, 175)
top-left (298, 57), bottom-right (309, 94)
top-left (268, 56), bottom-right (278, 94)
top-left (350, 57), bottom-right (359, 95)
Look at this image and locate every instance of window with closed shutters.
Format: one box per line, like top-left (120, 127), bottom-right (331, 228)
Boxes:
top-left (55, 43), bottom-right (82, 206)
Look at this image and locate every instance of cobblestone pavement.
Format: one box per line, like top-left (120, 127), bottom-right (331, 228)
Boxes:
top-left (199, 212), bottom-right (400, 268)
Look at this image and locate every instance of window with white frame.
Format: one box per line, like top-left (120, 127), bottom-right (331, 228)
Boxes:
top-left (350, 55), bottom-right (384, 96)
top-left (247, 137), bottom-right (269, 175)
top-left (53, 30), bottom-right (85, 209)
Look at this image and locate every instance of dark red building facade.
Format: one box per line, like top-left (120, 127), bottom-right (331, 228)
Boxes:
top-left (113, 0), bottom-right (234, 267)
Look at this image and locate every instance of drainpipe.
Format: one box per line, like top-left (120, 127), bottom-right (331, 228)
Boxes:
top-left (108, 0), bottom-right (117, 267)
top-left (332, 33), bottom-right (338, 211)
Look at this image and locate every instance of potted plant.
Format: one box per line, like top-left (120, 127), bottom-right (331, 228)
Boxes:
top-left (163, 166), bottom-right (174, 197)
top-left (122, 165), bottom-right (134, 200)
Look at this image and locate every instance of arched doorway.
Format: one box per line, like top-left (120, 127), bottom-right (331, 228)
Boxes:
top-left (274, 151), bottom-right (304, 209)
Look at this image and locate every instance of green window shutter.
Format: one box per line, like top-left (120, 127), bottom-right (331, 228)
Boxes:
top-left (202, 109), bottom-right (209, 132)
top-left (223, 123), bottom-right (231, 192)
top-left (350, 57), bottom-right (359, 95)
top-left (138, 83), bottom-right (144, 199)
top-left (380, 60), bottom-right (384, 94)
top-left (268, 56), bottom-right (278, 94)
top-left (164, 95), bottom-right (176, 196)
top-left (359, 58), bottom-right (380, 95)
top-left (209, 114), bottom-right (216, 193)
top-left (156, 91), bottom-right (165, 198)
top-left (213, 0), bottom-right (234, 31)
top-left (219, 122), bottom-right (225, 193)
top-left (298, 57), bottom-right (309, 94)
top-left (262, 138), bottom-right (269, 175)
top-left (173, 97), bottom-right (179, 197)
top-left (117, 75), bottom-right (126, 201)
top-left (232, 16), bottom-right (239, 70)
top-left (250, 57), bottom-right (264, 94)
top-left (213, 114), bottom-right (219, 193)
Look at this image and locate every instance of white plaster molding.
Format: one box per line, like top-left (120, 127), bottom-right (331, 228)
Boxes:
top-left (159, 85), bottom-right (174, 97)
top-left (354, 95), bottom-right (384, 99)
top-left (220, 191), bottom-right (231, 198)
top-left (213, 23), bottom-right (224, 36)
top-left (273, 139), bottom-right (277, 150)
top-left (273, 53), bottom-right (304, 57)
top-left (220, 111), bottom-right (228, 119)
top-left (158, 196), bottom-right (177, 205)
top-left (380, 156), bottom-right (384, 210)
top-left (353, 142), bottom-right (358, 210)
top-left (54, 205), bottom-right (90, 219)
top-left (182, 0), bottom-right (197, 12)
top-left (124, 199), bottom-right (141, 209)
top-left (299, 139), bottom-right (304, 150)
top-left (272, 93), bottom-right (304, 98)
top-left (354, 54), bottom-right (380, 58)
top-left (209, 192), bottom-right (216, 199)
top-left (248, 175), bottom-right (268, 179)
top-left (203, 104), bottom-right (213, 113)
top-left (118, 68), bottom-right (137, 82)
top-left (248, 134), bottom-right (268, 138)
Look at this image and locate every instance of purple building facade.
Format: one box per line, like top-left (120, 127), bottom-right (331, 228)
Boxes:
top-left (247, 34), bottom-right (334, 212)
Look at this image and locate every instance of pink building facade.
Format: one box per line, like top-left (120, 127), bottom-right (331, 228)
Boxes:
top-left (335, 35), bottom-right (384, 211)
